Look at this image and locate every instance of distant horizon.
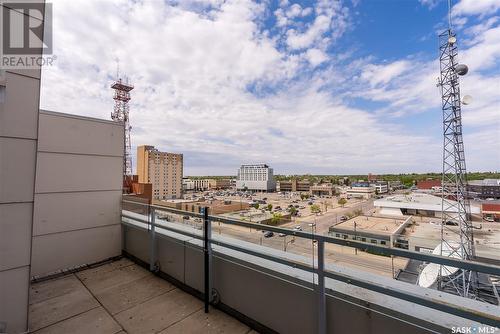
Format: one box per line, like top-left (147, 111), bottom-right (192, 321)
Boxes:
top-left (184, 171), bottom-right (500, 178)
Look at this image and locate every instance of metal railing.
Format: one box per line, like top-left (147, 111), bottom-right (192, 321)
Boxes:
top-left (121, 200), bottom-right (500, 332)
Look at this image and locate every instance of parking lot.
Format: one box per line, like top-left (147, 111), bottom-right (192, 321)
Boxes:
top-left (169, 189), bottom-right (405, 277)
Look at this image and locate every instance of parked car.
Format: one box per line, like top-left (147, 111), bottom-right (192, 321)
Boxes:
top-left (444, 220), bottom-right (458, 226)
top-left (340, 216), bottom-right (348, 222)
top-left (183, 215), bottom-right (190, 220)
top-left (278, 233), bottom-right (286, 237)
top-left (293, 225), bottom-right (302, 231)
top-left (484, 216), bottom-right (495, 222)
top-left (263, 231), bottom-right (274, 238)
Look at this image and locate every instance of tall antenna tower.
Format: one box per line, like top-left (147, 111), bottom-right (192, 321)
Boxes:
top-left (111, 70), bottom-right (134, 176)
top-left (437, 10), bottom-right (476, 298)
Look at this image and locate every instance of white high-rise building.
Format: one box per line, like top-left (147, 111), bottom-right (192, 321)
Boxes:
top-left (236, 164), bottom-right (276, 192)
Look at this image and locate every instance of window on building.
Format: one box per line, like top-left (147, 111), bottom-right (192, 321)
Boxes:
top-left (370, 239), bottom-right (377, 244)
top-left (380, 241), bottom-right (387, 245)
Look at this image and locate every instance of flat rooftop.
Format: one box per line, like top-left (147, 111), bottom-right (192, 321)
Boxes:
top-left (29, 258), bottom-right (252, 334)
top-left (374, 193), bottom-right (481, 213)
top-left (332, 216), bottom-right (405, 235)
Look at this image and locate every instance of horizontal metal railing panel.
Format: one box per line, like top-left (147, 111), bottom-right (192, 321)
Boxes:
top-left (122, 202), bottom-right (500, 276)
top-left (121, 208), bottom-right (500, 328)
top-left (322, 269), bottom-right (500, 327)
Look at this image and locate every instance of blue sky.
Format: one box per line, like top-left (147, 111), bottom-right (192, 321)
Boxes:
top-left (40, 0), bottom-right (500, 175)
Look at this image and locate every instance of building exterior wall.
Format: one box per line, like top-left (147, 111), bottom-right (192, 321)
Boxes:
top-left (0, 6), bottom-right (45, 330)
top-left (417, 179), bottom-right (441, 190)
top-left (278, 179), bottom-right (311, 192)
top-left (193, 179), bottom-right (210, 191)
top-left (30, 111), bottom-right (124, 277)
top-left (388, 181), bottom-right (404, 191)
top-left (236, 164), bottom-right (275, 191)
top-left (346, 185), bottom-right (375, 199)
top-left (137, 145), bottom-right (183, 199)
top-left (468, 179), bottom-right (500, 199)
top-left (208, 178), bottom-right (231, 189)
top-left (182, 178), bottom-right (194, 191)
top-left (154, 199), bottom-right (249, 215)
top-left (310, 184), bottom-right (335, 196)
top-left (371, 182), bottom-right (388, 194)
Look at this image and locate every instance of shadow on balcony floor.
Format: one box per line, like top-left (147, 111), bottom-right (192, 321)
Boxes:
top-left (28, 258), bottom-right (256, 334)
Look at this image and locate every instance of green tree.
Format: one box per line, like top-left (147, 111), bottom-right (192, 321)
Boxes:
top-left (267, 204), bottom-right (273, 211)
top-left (254, 203), bottom-right (259, 210)
top-left (310, 204), bottom-right (321, 214)
top-left (270, 213), bottom-right (282, 225)
top-left (289, 207), bottom-right (298, 216)
top-left (338, 198), bottom-right (347, 207)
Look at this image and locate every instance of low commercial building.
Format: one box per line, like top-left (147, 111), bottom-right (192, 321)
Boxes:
top-left (277, 179), bottom-right (311, 192)
top-left (208, 178), bottom-right (231, 189)
top-left (482, 203), bottom-right (500, 222)
top-left (329, 216), bottom-right (413, 248)
top-left (155, 198), bottom-right (249, 215)
top-left (220, 210), bottom-right (291, 226)
top-left (417, 179), bottom-right (441, 190)
top-left (345, 182), bottom-right (375, 199)
top-left (374, 193), bottom-right (480, 217)
top-left (468, 179), bottom-right (500, 199)
top-left (193, 179), bottom-right (210, 191)
top-left (182, 178), bottom-right (194, 191)
top-left (182, 178), bottom-right (231, 191)
top-left (370, 181), bottom-right (388, 194)
top-left (310, 183), bottom-right (335, 196)
top-left (403, 220), bottom-right (500, 262)
top-left (236, 164), bottom-right (276, 192)
top-left (388, 180), bottom-right (404, 191)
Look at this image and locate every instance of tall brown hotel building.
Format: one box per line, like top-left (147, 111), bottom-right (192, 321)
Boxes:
top-left (137, 145), bottom-right (183, 199)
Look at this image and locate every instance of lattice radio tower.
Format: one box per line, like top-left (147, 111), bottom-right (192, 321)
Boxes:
top-left (437, 1), bottom-right (477, 298)
top-left (111, 68), bottom-right (134, 176)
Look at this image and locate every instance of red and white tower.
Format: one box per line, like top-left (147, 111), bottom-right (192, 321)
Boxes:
top-left (111, 75), bottom-right (134, 176)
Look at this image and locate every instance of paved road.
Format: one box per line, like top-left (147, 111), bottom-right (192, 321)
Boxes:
top-left (161, 198), bottom-right (404, 278)
top-left (211, 217), bottom-right (405, 278)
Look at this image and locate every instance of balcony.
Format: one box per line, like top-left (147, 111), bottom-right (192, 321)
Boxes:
top-left (29, 258), bottom-right (250, 334)
top-left (21, 200), bottom-right (500, 333)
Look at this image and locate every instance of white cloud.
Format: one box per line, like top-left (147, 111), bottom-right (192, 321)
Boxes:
top-left (360, 60), bottom-right (412, 87)
top-left (285, 0), bottom-right (350, 50)
top-left (419, 0), bottom-right (440, 10)
top-left (40, 0), bottom-right (498, 175)
top-left (305, 48), bottom-right (329, 66)
top-left (460, 25), bottom-right (500, 71)
top-left (452, 0), bottom-right (500, 17)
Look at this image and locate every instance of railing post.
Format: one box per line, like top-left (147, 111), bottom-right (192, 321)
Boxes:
top-left (203, 207), bottom-right (211, 313)
top-left (317, 239), bottom-right (326, 334)
top-left (149, 206), bottom-right (157, 272)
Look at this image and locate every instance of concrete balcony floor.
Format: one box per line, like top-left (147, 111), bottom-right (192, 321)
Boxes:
top-left (28, 258), bottom-right (255, 334)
